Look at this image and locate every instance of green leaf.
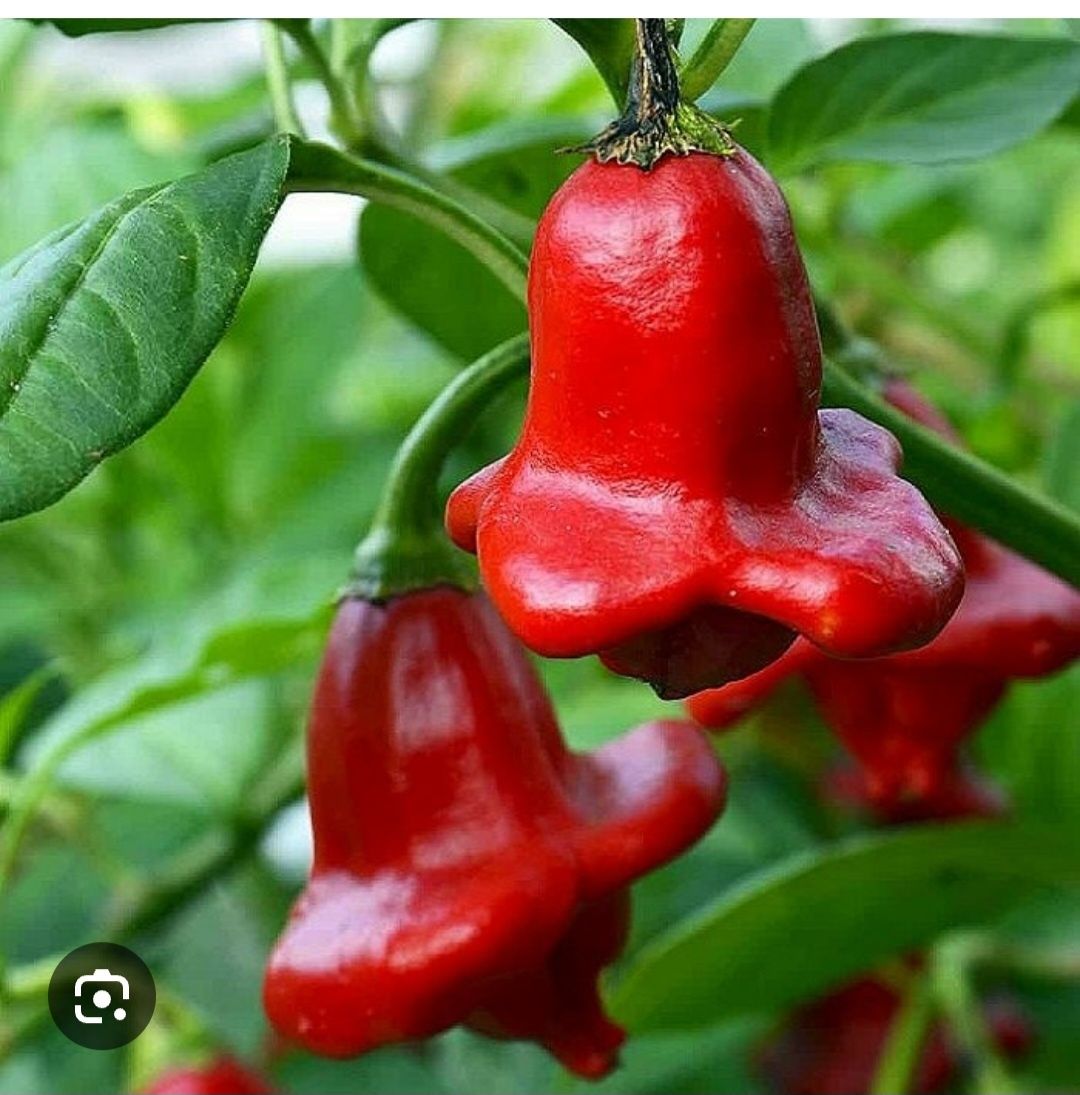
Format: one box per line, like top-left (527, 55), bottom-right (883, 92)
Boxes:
top-left (978, 666), bottom-right (1080, 831)
top-left (50, 683), bottom-right (275, 810)
top-left (612, 822), bottom-right (1080, 1032)
top-left (35, 19), bottom-right (228, 37)
top-left (768, 32), bottom-right (1080, 173)
top-left (161, 870), bottom-right (285, 1054)
top-left (553, 19), bottom-right (636, 104)
top-left (0, 137), bottom-right (290, 522)
top-left (359, 119), bottom-right (586, 360)
top-left (0, 666), bottom-right (56, 765)
top-left (359, 213), bottom-right (525, 363)
top-left (566, 1020), bottom-right (765, 1094)
top-left (679, 19), bottom-right (757, 102)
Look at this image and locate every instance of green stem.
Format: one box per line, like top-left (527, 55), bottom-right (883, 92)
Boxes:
top-left (932, 938), bottom-right (1018, 1095)
top-left (679, 19), bottom-right (756, 101)
top-left (870, 971), bottom-right (935, 1095)
top-left (957, 931), bottom-right (1080, 982)
top-left (363, 129), bottom-right (537, 248)
top-left (2, 954), bottom-right (58, 1002)
top-left (260, 21), bottom-right (305, 136)
top-left (350, 333), bottom-right (531, 599)
top-left (338, 21), bottom-right (534, 248)
top-left (107, 745), bottom-right (304, 938)
top-left (281, 20), bottom-right (363, 147)
top-left (822, 359), bottom-right (1080, 587)
top-left (285, 139), bottom-right (528, 299)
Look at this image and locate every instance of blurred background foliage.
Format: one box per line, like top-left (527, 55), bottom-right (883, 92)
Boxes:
top-left (0, 17), bottom-right (1077, 1095)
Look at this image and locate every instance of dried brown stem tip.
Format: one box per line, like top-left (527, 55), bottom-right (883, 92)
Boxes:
top-left (577, 19), bottom-right (735, 170)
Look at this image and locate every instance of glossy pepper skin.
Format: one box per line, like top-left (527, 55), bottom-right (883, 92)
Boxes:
top-left (688, 380), bottom-right (1080, 817)
top-left (263, 587), bottom-right (724, 1078)
top-left (446, 148), bottom-right (963, 699)
top-left (142, 1057), bottom-right (272, 1095)
top-left (756, 976), bottom-right (1033, 1095)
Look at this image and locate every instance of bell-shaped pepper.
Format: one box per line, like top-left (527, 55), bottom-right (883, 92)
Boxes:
top-left (756, 976), bottom-right (1033, 1095)
top-left (143, 1057), bottom-right (272, 1095)
top-left (263, 587), bottom-right (725, 1078)
top-left (688, 380), bottom-right (1080, 816)
top-left (447, 149), bottom-right (963, 699)
top-left (825, 759), bottom-right (1006, 824)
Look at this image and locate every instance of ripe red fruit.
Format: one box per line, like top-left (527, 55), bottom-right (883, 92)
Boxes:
top-left (142, 1057), bottom-right (272, 1095)
top-left (263, 588), bottom-right (724, 1077)
top-left (688, 380), bottom-right (1080, 817)
top-left (447, 149), bottom-right (962, 699)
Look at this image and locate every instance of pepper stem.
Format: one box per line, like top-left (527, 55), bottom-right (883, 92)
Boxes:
top-left (578, 18), bottom-right (735, 170)
top-left (348, 333), bottom-right (531, 600)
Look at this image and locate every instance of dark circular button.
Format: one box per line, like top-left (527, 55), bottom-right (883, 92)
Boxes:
top-left (48, 942), bottom-right (156, 1050)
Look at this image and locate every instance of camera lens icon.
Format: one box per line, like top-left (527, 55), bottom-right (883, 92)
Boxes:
top-left (49, 943), bottom-right (155, 1049)
top-left (74, 968), bottom-right (130, 1024)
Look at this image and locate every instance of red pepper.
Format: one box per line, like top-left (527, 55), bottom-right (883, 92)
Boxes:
top-left (143, 1057), bottom-right (272, 1095)
top-left (688, 380), bottom-right (1080, 817)
top-left (825, 760), bottom-right (1006, 824)
top-left (755, 976), bottom-right (1033, 1095)
top-left (447, 149), bottom-right (963, 699)
top-left (263, 587), bottom-right (724, 1077)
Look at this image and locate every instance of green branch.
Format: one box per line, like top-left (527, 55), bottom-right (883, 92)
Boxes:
top-left (279, 19), bottom-right (363, 148)
top-left (107, 742), bottom-right (305, 938)
top-left (260, 21), bottom-right (304, 136)
top-left (932, 937), bottom-right (1018, 1095)
top-left (679, 19), bottom-right (756, 101)
top-left (285, 139), bottom-right (528, 299)
top-left (870, 971), bottom-right (935, 1095)
top-left (350, 334), bottom-right (530, 599)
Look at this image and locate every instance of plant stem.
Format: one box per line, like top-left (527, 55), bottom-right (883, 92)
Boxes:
top-left (870, 970), bottom-right (935, 1095)
top-left (580, 18), bottom-right (734, 168)
top-left (107, 744), bottom-right (305, 938)
top-left (259, 21), bottom-right (304, 136)
top-left (285, 140), bottom-right (528, 297)
top-left (2, 953), bottom-right (58, 1002)
top-left (823, 239), bottom-right (994, 363)
top-left (932, 938), bottom-right (1018, 1095)
top-left (370, 332), bottom-right (530, 539)
top-left (679, 19), bottom-right (756, 101)
top-left (281, 20), bottom-right (363, 148)
top-left (341, 23), bottom-right (535, 248)
top-left (350, 333), bottom-right (530, 599)
top-left (362, 127), bottom-right (537, 248)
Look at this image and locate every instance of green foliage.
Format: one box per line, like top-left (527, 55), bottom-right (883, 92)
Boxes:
top-left (38, 20), bottom-right (228, 37)
top-left (614, 822), bottom-right (1080, 1032)
top-left (0, 16), bottom-right (1077, 1095)
top-left (0, 139), bottom-right (289, 521)
top-left (769, 32), bottom-right (1080, 172)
